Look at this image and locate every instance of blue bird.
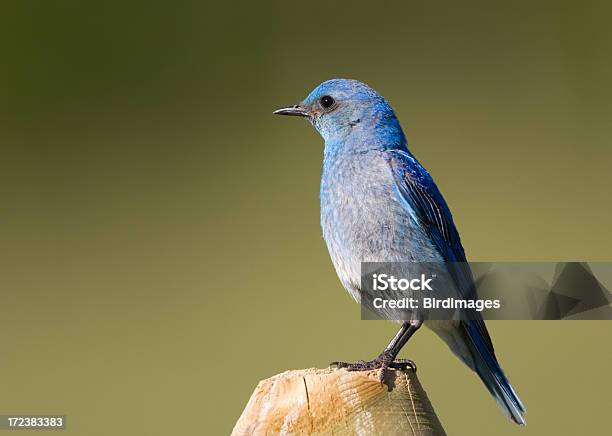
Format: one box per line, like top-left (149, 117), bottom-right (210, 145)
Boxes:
top-left (274, 79), bottom-right (526, 425)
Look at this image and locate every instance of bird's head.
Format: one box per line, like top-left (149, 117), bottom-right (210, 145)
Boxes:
top-left (274, 78), bottom-right (406, 148)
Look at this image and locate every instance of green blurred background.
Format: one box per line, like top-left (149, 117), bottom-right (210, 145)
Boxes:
top-left (1, 1), bottom-right (611, 435)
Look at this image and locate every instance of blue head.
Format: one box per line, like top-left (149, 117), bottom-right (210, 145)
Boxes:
top-left (274, 79), bottom-right (407, 152)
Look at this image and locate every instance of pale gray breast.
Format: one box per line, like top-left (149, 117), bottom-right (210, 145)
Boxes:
top-left (320, 149), bottom-right (441, 301)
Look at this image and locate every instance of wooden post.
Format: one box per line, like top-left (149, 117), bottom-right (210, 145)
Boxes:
top-left (232, 367), bottom-right (446, 435)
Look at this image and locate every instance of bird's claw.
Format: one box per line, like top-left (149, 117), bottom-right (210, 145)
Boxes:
top-left (390, 358), bottom-right (417, 372)
top-left (330, 359), bottom-right (381, 371)
top-left (330, 353), bottom-right (416, 384)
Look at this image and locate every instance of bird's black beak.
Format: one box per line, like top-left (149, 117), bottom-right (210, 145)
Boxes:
top-left (273, 104), bottom-right (310, 117)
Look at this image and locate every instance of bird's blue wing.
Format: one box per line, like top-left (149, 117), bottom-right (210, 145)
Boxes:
top-left (386, 149), bottom-right (526, 424)
top-left (385, 149), bottom-right (494, 348)
top-left (385, 150), bottom-right (466, 263)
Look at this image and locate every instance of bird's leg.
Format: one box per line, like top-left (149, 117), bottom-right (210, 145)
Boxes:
top-left (331, 320), bottom-right (422, 382)
top-left (382, 319), bottom-right (422, 372)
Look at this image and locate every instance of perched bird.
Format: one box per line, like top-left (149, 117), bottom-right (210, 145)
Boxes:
top-left (274, 79), bottom-right (526, 425)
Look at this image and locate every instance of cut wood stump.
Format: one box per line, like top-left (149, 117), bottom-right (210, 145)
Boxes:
top-left (232, 366), bottom-right (446, 435)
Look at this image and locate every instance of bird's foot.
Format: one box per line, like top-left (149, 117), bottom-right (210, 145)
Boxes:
top-left (391, 359), bottom-right (417, 372)
top-left (330, 352), bottom-right (416, 384)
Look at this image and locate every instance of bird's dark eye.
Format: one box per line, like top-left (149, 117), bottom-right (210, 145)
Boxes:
top-left (320, 95), bottom-right (335, 109)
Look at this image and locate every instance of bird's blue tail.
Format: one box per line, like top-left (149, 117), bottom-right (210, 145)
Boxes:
top-left (464, 321), bottom-right (526, 425)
